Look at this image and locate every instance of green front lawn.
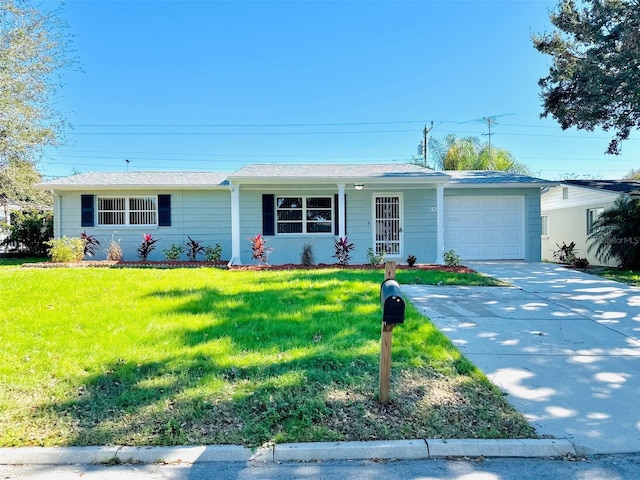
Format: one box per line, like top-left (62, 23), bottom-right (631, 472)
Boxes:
top-left (596, 268), bottom-right (640, 286)
top-left (0, 267), bottom-right (534, 447)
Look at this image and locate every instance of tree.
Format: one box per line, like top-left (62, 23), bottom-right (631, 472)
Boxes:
top-left (533, 0), bottom-right (640, 155)
top-left (0, 0), bottom-right (74, 166)
top-left (0, 208), bottom-right (53, 256)
top-left (588, 196), bottom-right (640, 269)
top-left (622, 169), bottom-right (640, 180)
top-left (427, 134), bottom-right (534, 174)
top-left (0, 158), bottom-right (51, 207)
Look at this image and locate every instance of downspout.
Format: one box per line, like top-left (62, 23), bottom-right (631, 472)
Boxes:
top-left (229, 181), bottom-right (241, 265)
top-left (337, 183), bottom-right (346, 238)
top-left (53, 191), bottom-right (61, 238)
top-left (436, 183), bottom-right (444, 263)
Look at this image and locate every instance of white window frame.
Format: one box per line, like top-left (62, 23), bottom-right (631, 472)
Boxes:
top-left (541, 215), bottom-right (549, 237)
top-left (97, 195), bottom-right (158, 227)
top-left (275, 195), bottom-right (334, 235)
top-left (586, 207), bottom-right (604, 235)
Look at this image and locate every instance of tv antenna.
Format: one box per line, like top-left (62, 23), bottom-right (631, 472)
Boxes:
top-left (467, 113), bottom-right (514, 157)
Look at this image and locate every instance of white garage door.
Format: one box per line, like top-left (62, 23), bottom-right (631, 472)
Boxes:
top-left (444, 195), bottom-right (525, 260)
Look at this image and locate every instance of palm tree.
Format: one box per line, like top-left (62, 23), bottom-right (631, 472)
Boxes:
top-left (428, 135), bottom-right (533, 174)
top-left (588, 197), bottom-right (640, 269)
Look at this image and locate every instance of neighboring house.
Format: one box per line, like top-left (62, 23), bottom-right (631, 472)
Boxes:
top-left (541, 180), bottom-right (640, 266)
top-left (37, 164), bottom-right (554, 265)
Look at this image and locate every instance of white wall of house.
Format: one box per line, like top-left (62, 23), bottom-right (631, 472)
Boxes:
top-left (57, 189), bottom-right (232, 261)
top-left (541, 185), bottom-right (618, 266)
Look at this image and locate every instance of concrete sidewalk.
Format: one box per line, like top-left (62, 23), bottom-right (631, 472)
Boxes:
top-left (403, 261), bottom-right (640, 455)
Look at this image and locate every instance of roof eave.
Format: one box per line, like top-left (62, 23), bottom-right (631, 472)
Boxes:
top-left (445, 181), bottom-right (558, 189)
top-left (36, 184), bottom-right (230, 191)
top-left (227, 175), bottom-right (450, 185)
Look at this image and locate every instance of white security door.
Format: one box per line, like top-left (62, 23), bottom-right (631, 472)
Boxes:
top-left (373, 195), bottom-right (403, 257)
top-left (444, 195), bottom-right (525, 260)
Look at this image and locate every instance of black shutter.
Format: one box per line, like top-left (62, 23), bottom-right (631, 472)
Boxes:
top-left (262, 194), bottom-right (275, 236)
top-left (334, 193), bottom-right (346, 235)
top-left (158, 195), bottom-right (171, 226)
top-left (81, 195), bottom-right (95, 227)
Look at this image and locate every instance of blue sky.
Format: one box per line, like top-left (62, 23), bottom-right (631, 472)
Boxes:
top-left (40, 0), bottom-right (639, 180)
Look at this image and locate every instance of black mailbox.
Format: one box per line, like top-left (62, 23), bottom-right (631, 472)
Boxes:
top-left (380, 279), bottom-right (405, 325)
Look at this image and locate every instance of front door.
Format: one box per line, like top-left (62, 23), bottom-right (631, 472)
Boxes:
top-left (373, 194), bottom-right (403, 257)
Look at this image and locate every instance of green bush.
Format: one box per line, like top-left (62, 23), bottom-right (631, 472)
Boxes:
top-left (163, 244), bottom-right (184, 261)
top-left (0, 209), bottom-right (53, 256)
top-left (443, 249), bottom-right (461, 267)
top-left (46, 236), bottom-right (85, 263)
top-left (204, 244), bottom-right (223, 262)
top-left (366, 247), bottom-right (385, 266)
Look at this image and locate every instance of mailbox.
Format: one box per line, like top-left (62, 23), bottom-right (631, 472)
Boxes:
top-left (380, 279), bottom-right (405, 325)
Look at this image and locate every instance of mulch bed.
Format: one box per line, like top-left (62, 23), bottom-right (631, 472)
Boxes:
top-left (20, 260), bottom-right (474, 273)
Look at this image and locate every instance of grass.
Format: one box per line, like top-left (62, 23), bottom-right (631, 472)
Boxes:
top-left (593, 267), bottom-right (640, 286)
top-left (0, 266), bottom-right (534, 447)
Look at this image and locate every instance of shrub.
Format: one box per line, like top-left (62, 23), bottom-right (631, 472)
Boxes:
top-left (163, 244), bottom-right (184, 261)
top-left (407, 254), bottom-right (417, 267)
top-left (46, 236), bottom-right (84, 263)
top-left (250, 234), bottom-right (272, 265)
top-left (301, 243), bottom-right (315, 266)
top-left (443, 249), bottom-right (461, 267)
top-left (366, 247), bottom-right (385, 266)
top-left (204, 244), bottom-right (223, 262)
top-left (137, 233), bottom-right (159, 261)
top-left (0, 208), bottom-right (53, 256)
top-left (588, 197), bottom-right (640, 269)
top-left (106, 239), bottom-right (123, 261)
top-left (553, 241), bottom-right (577, 264)
top-left (333, 236), bottom-right (355, 265)
top-left (185, 236), bottom-right (205, 261)
top-left (80, 231), bottom-right (100, 258)
top-left (571, 257), bottom-right (590, 269)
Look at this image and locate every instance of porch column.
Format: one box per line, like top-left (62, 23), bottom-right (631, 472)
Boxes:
top-left (436, 184), bottom-right (444, 263)
top-left (230, 181), bottom-right (241, 265)
top-left (337, 183), bottom-right (346, 238)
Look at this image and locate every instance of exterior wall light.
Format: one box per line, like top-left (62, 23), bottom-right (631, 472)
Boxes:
top-left (354, 184), bottom-right (364, 190)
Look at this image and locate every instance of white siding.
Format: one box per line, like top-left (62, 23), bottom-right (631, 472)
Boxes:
top-left (542, 185), bottom-right (619, 211)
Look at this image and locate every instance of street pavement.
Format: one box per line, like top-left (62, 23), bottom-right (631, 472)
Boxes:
top-left (403, 261), bottom-right (640, 455)
top-left (1, 455), bottom-right (640, 479)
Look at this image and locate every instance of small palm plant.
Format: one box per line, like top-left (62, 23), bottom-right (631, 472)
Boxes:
top-left (137, 233), bottom-right (159, 261)
top-left (333, 236), bottom-right (355, 265)
top-left (250, 234), bottom-right (272, 265)
top-left (80, 231), bottom-right (100, 258)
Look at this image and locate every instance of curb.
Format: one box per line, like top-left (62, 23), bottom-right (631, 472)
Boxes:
top-left (0, 439), bottom-right (577, 465)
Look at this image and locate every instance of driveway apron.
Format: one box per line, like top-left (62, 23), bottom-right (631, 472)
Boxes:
top-left (402, 262), bottom-right (640, 455)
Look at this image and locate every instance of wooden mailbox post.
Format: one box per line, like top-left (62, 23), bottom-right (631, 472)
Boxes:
top-left (379, 261), bottom-right (405, 404)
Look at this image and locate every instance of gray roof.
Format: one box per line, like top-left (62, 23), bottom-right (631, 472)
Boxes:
top-left (228, 163), bottom-right (450, 182)
top-left (444, 170), bottom-right (557, 187)
top-left (37, 171), bottom-right (230, 190)
top-left (563, 179), bottom-right (640, 195)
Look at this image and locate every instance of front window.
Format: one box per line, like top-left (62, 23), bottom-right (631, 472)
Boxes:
top-left (587, 208), bottom-right (604, 235)
top-left (276, 196), bottom-right (333, 234)
top-left (541, 215), bottom-right (549, 236)
top-left (98, 196), bottom-right (157, 226)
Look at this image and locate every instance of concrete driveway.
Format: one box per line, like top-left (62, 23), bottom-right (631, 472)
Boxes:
top-left (402, 262), bottom-right (640, 455)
